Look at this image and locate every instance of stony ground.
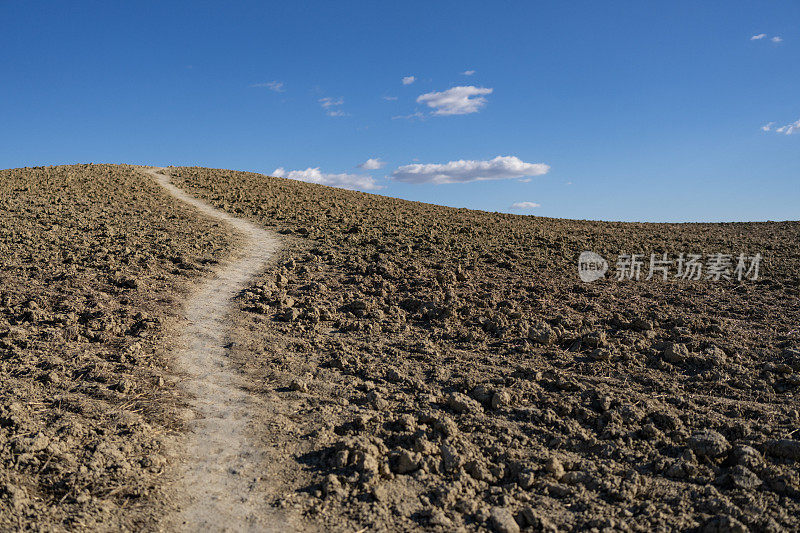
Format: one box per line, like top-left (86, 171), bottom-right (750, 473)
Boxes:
top-left (0, 165), bottom-right (236, 531)
top-left (169, 166), bottom-right (800, 533)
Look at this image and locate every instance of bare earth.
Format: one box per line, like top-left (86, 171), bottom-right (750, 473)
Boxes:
top-left (1, 164), bottom-right (799, 532)
top-left (0, 165), bottom-right (237, 531)
top-left (169, 166), bottom-right (800, 533)
top-left (147, 168), bottom-right (290, 531)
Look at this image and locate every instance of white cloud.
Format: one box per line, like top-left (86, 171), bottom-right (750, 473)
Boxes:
top-left (273, 167), bottom-right (382, 191)
top-left (402, 76), bottom-right (416, 85)
top-left (383, 96), bottom-right (399, 101)
top-left (462, 70), bottom-right (476, 76)
top-left (358, 158), bottom-right (385, 170)
top-left (416, 86), bottom-right (493, 115)
top-left (511, 201), bottom-right (541, 210)
top-left (250, 81), bottom-right (285, 92)
top-left (518, 178), bottom-right (532, 183)
top-left (391, 155), bottom-right (549, 184)
top-left (319, 97), bottom-right (347, 116)
top-left (751, 34), bottom-right (783, 43)
top-left (763, 118), bottom-right (800, 135)
top-left (392, 111), bottom-right (426, 121)
top-left (777, 119), bottom-right (800, 135)
top-left (319, 97), bottom-right (343, 108)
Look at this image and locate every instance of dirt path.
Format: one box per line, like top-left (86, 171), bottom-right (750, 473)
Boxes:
top-left (145, 168), bottom-right (283, 532)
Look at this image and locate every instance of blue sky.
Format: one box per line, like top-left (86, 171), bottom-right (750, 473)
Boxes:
top-left (1, 1), bottom-right (798, 222)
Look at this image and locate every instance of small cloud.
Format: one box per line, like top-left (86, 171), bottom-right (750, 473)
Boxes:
top-left (358, 158), bottom-right (385, 170)
top-left (462, 70), bottom-right (476, 76)
top-left (319, 97), bottom-right (344, 108)
top-left (566, 181), bottom-right (573, 185)
top-left (250, 81), bottom-right (285, 92)
top-left (417, 86), bottom-right (493, 116)
top-left (392, 111), bottom-right (426, 121)
top-left (518, 178), bottom-right (532, 183)
top-left (511, 201), bottom-right (541, 210)
top-left (382, 96), bottom-right (399, 101)
top-left (273, 167), bottom-right (382, 191)
top-left (391, 155), bottom-right (549, 184)
top-left (751, 34), bottom-right (783, 43)
top-left (402, 76), bottom-right (416, 85)
top-left (319, 97), bottom-right (347, 116)
top-left (764, 118), bottom-right (800, 135)
top-left (779, 119), bottom-right (800, 134)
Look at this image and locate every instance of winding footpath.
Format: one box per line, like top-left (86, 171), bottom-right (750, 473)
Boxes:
top-left (145, 168), bottom-right (280, 532)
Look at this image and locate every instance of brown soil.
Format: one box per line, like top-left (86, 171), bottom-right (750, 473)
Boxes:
top-left (167, 166), bottom-right (800, 533)
top-left (0, 165), bottom-right (237, 531)
top-left (2, 163), bottom-right (799, 532)
top-left (147, 168), bottom-right (312, 532)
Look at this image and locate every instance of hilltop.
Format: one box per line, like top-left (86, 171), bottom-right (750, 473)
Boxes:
top-left (1, 164), bottom-right (798, 531)
top-left (169, 167), bottom-right (800, 532)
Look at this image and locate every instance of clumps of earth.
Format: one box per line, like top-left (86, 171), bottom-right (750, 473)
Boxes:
top-left (0, 165), bottom-right (235, 530)
top-left (171, 167), bottom-right (800, 532)
top-left (2, 163), bottom-right (798, 532)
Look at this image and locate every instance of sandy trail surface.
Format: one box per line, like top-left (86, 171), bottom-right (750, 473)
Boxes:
top-left (145, 168), bottom-right (282, 532)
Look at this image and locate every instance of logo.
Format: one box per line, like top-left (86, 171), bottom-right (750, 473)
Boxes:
top-left (578, 251), bottom-right (608, 282)
top-left (576, 251), bottom-right (760, 283)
